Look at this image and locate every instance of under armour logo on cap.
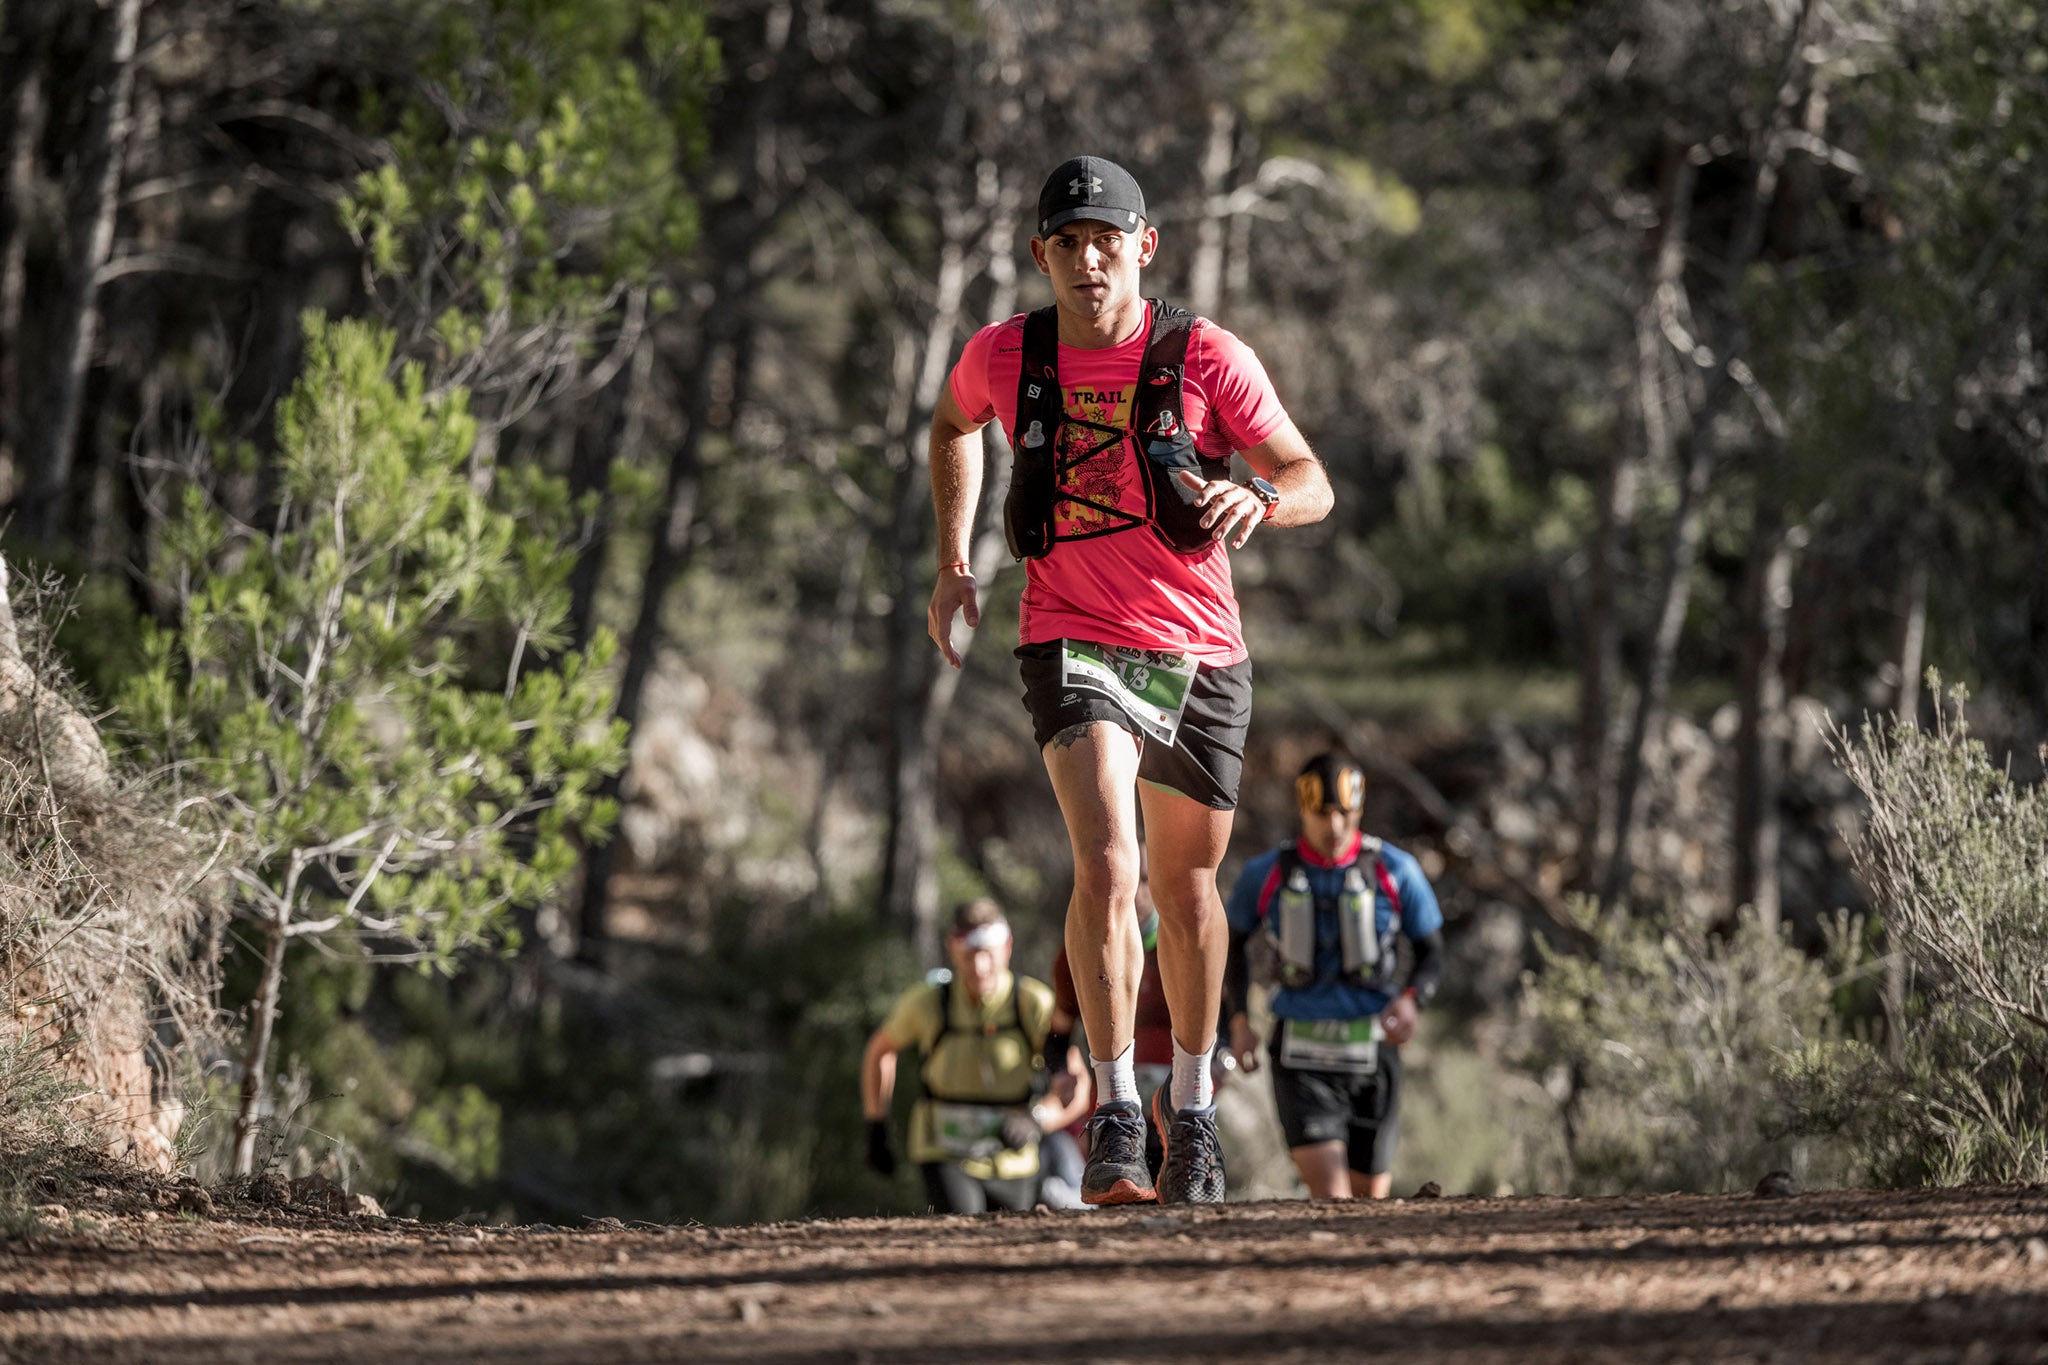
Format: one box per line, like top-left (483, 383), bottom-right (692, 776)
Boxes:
top-left (1038, 155), bottom-right (1146, 237)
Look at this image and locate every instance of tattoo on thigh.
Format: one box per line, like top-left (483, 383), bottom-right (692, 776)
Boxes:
top-left (1051, 723), bottom-right (1094, 751)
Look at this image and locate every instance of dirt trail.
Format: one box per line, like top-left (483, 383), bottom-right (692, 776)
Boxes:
top-left (3, 1185), bottom-right (2047, 1363)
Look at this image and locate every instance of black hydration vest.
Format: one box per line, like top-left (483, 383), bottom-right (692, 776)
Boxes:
top-left (1003, 298), bottom-right (1230, 560)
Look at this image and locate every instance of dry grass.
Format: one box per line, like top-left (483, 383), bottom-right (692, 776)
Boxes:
top-left (0, 560), bottom-right (223, 1202)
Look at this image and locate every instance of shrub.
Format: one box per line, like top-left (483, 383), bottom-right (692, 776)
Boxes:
top-left (1781, 680), bottom-right (2048, 1185)
top-left (1517, 896), bottom-right (1860, 1194)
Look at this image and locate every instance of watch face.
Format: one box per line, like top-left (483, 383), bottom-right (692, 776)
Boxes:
top-left (1250, 477), bottom-right (1279, 504)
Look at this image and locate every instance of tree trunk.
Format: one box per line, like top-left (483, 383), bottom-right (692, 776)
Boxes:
top-left (1732, 511), bottom-right (1802, 932)
top-left (231, 904), bottom-right (292, 1176)
top-left (0, 553), bottom-right (18, 659)
top-left (20, 0), bottom-right (142, 544)
top-left (572, 3), bottom-right (795, 963)
top-left (879, 223), bottom-right (972, 961)
top-left (574, 332), bottom-right (714, 964)
top-left (1186, 101), bottom-right (1235, 317)
top-left (1893, 557), bottom-right (1927, 725)
top-left (566, 326), bottom-right (651, 654)
top-left (1601, 374), bottom-right (1739, 913)
top-left (0, 55), bottom-right (46, 488)
top-left (1576, 332), bottom-right (1650, 888)
top-left (1601, 0), bottom-right (1815, 911)
top-left (1577, 133), bottom-right (1683, 890)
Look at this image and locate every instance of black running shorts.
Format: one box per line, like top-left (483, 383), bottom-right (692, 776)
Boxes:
top-left (1267, 1023), bottom-right (1404, 1176)
top-left (1016, 642), bottom-right (1253, 810)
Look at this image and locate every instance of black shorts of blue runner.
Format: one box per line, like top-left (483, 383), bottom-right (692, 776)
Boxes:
top-left (1267, 1020), bottom-right (1404, 1177)
top-left (1015, 642), bottom-right (1252, 810)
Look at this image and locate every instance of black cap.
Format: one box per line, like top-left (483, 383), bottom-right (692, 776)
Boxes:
top-left (1037, 156), bottom-right (1146, 237)
top-left (1295, 751), bottom-right (1366, 815)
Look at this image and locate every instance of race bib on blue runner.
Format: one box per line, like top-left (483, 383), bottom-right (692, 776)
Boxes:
top-left (1059, 640), bottom-right (1197, 746)
top-left (1278, 1017), bottom-right (1384, 1075)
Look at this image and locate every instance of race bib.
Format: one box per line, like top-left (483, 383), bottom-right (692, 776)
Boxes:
top-left (929, 1101), bottom-right (1011, 1159)
top-left (1278, 1017), bottom-right (1384, 1075)
top-left (1060, 640), bottom-right (1197, 747)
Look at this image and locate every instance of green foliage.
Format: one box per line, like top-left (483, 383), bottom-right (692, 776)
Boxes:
top-left (1367, 446), bottom-right (1593, 663)
top-left (236, 900), bottom-right (923, 1225)
top-left (1241, 0), bottom-right (1520, 119)
top-left (1517, 897), bottom-right (1861, 1194)
top-left (176, 947), bottom-right (511, 1192)
top-left (120, 310), bottom-right (625, 979)
top-left (1780, 679), bottom-right (2048, 1185)
top-left (339, 0), bottom-right (714, 374)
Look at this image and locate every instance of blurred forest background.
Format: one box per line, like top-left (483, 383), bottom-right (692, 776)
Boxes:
top-left (1, 0), bottom-right (2044, 1225)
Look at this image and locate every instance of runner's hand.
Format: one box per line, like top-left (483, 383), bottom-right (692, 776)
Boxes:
top-left (1381, 992), bottom-right (1420, 1046)
top-left (865, 1119), bottom-right (897, 1176)
top-left (927, 563), bottom-right (980, 668)
top-left (1000, 1112), bottom-right (1042, 1150)
top-left (1177, 469), bottom-right (1264, 550)
top-left (1229, 1013), bottom-right (1261, 1074)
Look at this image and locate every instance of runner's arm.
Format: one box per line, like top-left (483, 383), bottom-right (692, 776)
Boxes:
top-left (1393, 854), bottom-right (1445, 1008)
top-left (1379, 930), bottom-right (1443, 1046)
top-left (1177, 417), bottom-right (1332, 549)
top-left (1222, 929), bottom-right (1251, 1026)
top-left (1223, 929), bottom-right (1260, 1071)
top-left (1405, 930), bottom-right (1445, 1008)
top-left (860, 1025), bottom-right (901, 1121)
top-left (927, 386), bottom-right (988, 668)
top-left (1037, 1066), bottom-right (1092, 1131)
top-left (1043, 1011), bottom-right (1084, 1107)
top-left (1237, 418), bottom-right (1333, 528)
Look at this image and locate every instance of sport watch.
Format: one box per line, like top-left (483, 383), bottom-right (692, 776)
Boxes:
top-left (1244, 476), bottom-right (1281, 518)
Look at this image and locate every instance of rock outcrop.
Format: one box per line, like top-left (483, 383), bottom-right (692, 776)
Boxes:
top-left (0, 553), bottom-right (204, 1173)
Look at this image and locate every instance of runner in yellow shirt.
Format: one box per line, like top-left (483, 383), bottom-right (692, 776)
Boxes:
top-left (861, 900), bottom-right (1086, 1212)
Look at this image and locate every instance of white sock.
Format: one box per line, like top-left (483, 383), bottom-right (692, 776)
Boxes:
top-left (1092, 1044), bottom-right (1138, 1107)
top-left (1170, 1034), bottom-right (1215, 1113)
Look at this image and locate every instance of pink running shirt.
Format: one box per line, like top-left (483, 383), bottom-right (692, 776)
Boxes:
top-left (949, 307), bottom-right (1287, 665)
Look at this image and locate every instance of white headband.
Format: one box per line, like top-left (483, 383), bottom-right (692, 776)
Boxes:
top-left (956, 922), bottom-right (1011, 951)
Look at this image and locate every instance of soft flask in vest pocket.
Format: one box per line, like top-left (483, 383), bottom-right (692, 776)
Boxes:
top-left (1003, 419), bottom-right (1057, 559)
top-left (1004, 312), bottom-right (1065, 560)
top-left (1272, 865), bottom-right (1317, 988)
top-left (1138, 418), bottom-right (1231, 555)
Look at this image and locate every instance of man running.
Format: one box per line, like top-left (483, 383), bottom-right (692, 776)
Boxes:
top-left (862, 899), bottom-right (1085, 1213)
top-left (927, 155), bottom-right (1333, 1204)
top-left (1223, 750), bottom-right (1445, 1199)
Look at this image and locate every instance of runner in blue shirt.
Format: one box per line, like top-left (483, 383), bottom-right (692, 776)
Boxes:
top-left (1223, 750), bottom-right (1445, 1199)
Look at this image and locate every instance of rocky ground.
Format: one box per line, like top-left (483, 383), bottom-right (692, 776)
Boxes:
top-left (3, 1178), bottom-right (2045, 1363)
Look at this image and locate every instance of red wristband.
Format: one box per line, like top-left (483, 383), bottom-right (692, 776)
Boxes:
top-left (939, 560), bottom-right (971, 574)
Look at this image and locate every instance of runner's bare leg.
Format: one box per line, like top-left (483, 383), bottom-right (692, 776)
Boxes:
top-left (1290, 1141), bottom-right (1354, 1199)
top-left (1138, 784), bottom-right (1232, 1063)
top-left (1043, 723), bottom-right (1144, 1074)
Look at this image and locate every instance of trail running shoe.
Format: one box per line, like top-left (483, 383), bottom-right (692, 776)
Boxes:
top-left (1080, 1101), bottom-right (1157, 1205)
top-left (1153, 1088), bottom-right (1227, 1205)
